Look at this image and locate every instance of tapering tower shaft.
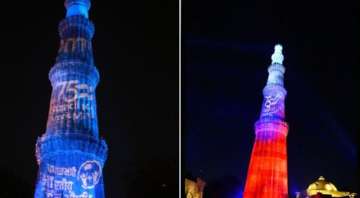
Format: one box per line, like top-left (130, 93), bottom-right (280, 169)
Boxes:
top-left (46, 0), bottom-right (98, 137)
top-left (34, 1), bottom-right (107, 197)
top-left (243, 45), bottom-right (289, 198)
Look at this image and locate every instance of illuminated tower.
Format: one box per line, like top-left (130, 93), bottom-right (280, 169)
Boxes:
top-left (34, 0), bottom-right (108, 197)
top-left (243, 44), bottom-right (289, 198)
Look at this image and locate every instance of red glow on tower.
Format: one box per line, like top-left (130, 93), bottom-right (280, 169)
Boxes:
top-left (243, 44), bottom-right (289, 198)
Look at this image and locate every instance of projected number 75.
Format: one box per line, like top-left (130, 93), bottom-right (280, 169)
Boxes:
top-left (56, 80), bottom-right (94, 103)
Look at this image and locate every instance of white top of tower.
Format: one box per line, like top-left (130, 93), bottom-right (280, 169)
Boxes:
top-left (271, 44), bottom-right (284, 65)
top-left (266, 44), bottom-right (286, 86)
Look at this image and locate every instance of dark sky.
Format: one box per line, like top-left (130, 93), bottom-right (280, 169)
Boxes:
top-left (183, 0), bottom-right (359, 197)
top-left (0, 1), bottom-right (178, 197)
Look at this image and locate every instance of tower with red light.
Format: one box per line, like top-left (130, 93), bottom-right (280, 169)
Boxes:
top-left (243, 44), bottom-right (289, 198)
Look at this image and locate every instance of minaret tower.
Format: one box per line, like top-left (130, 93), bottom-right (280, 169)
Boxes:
top-left (34, 0), bottom-right (108, 197)
top-left (243, 44), bottom-right (289, 198)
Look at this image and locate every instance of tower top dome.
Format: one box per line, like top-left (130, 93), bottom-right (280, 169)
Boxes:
top-left (65, 0), bottom-right (91, 18)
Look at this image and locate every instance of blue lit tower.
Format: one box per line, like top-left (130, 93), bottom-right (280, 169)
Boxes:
top-left (34, 0), bottom-right (108, 197)
top-left (243, 44), bottom-right (289, 198)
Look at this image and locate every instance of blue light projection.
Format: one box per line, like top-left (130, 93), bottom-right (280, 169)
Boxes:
top-left (34, 0), bottom-right (107, 197)
top-left (65, 0), bottom-right (90, 18)
top-left (234, 188), bottom-right (243, 198)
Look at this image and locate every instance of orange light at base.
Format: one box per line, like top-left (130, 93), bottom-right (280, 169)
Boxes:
top-left (243, 45), bottom-right (289, 198)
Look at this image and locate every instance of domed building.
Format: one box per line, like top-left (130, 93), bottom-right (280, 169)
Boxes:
top-left (295, 176), bottom-right (357, 198)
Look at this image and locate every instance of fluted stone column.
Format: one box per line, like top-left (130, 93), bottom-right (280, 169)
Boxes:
top-left (243, 45), bottom-right (289, 198)
top-left (34, 1), bottom-right (108, 197)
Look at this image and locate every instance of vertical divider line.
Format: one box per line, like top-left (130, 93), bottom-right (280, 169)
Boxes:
top-left (178, 0), bottom-right (182, 196)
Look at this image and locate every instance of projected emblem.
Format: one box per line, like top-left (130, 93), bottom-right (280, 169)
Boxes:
top-left (77, 161), bottom-right (102, 189)
top-left (263, 94), bottom-right (281, 113)
top-left (56, 80), bottom-right (94, 103)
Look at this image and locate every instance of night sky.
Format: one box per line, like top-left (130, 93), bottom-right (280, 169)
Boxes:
top-left (183, 0), bottom-right (359, 197)
top-left (0, 1), bottom-right (178, 197)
